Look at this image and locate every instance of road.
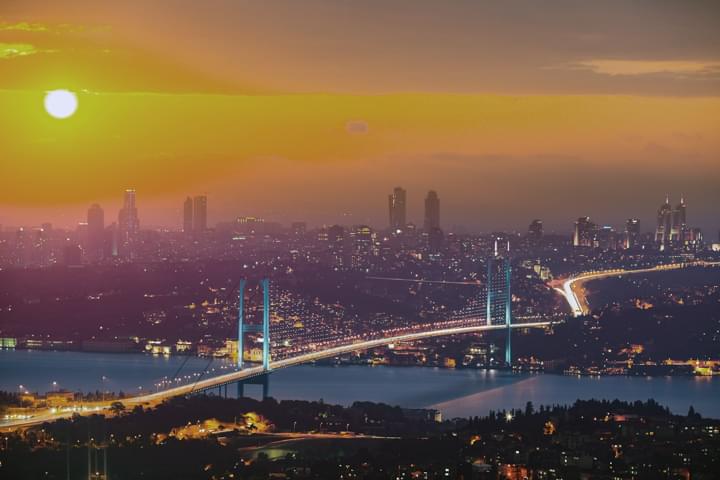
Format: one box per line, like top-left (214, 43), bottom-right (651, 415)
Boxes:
top-left (1, 320), bottom-right (550, 431)
top-left (552, 261), bottom-right (720, 317)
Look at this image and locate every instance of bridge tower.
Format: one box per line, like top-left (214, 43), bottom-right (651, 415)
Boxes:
top-left (237, 278), bottom-right (271, 372)
top-left (487, 239), bottom-right (512, 365)
top-left (504, 255), bottom-right (512, 365)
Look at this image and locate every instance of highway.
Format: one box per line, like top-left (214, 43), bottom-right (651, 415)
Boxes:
top-left (553, 261), bottom-right (720, 317)
top-left (1, 320), bottom-right (550, 430)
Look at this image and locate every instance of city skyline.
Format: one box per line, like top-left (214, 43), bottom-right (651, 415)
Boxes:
top-left (1, 188), bottom-right (714, 238)
top-left (0, 187), bottom-right (720, 238)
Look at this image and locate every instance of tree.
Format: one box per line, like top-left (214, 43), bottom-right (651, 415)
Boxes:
top-left (687, 405), bottom-right (701, 420)
top-left (110, 401), bottom-right (126, 416)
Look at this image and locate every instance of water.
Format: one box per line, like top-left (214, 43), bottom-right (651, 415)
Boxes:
top-left (1, 350), bottom-right (718, 419)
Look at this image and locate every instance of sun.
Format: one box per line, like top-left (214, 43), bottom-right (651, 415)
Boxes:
top-left (44, 90), bottom-right (78, 119)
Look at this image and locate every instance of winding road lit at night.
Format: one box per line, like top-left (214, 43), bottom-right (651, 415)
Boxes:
top-left (553, 261), bottom-right (720, 317)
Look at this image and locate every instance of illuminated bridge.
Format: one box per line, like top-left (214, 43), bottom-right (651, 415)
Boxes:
top-left (1, 251), bottom-right (557, 429)
top-left (5, 259), bottom-right (718, 430)
top-left (153, 249), bottom-right (541, 401)
top-left (119, 259), bottom-right (715, 407)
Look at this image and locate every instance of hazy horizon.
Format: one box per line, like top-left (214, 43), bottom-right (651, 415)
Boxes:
top-left (1, 1), bottom-right (719, 235)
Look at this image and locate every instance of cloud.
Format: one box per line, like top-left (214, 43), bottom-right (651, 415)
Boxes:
top-left (3, 2), bottom-right (720, 95)
top-left (570, 59), bottom-right (720, 77)
top-left (0, 20), bottom-right (91, 34)
top-left (345, 119), bottom-right (369, 134)
top-left (0, 42), bottom-right (55, 59)
top-left (0, 21), bottom-right (48, 32)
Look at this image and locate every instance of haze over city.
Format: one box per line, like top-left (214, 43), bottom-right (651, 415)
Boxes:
top-left (1, 2), bottom-right (720, 479)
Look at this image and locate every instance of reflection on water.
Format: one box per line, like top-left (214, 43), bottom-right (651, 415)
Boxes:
top-left (1, 350), bottom-right (718, 419)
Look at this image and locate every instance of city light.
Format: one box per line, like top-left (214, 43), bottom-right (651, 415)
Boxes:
top-left (1, 3), bottom-right (719, 477)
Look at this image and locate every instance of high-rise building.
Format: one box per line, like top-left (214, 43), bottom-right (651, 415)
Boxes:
top-left (87, 204), bottom-right (105, 259)
top-left (118, 189), bottom-right (140, 257)
top-left (596, 225), bottom-right (619, 251)
top-left (654, 195), bottom-right (673, 250)
top-left (327, 224), bottom-right (346, 266)
top-left (351, 225), bottom-right (374, 268)
top-left (106, 222), bottom-right (118, 258)
top-left (624, 218), bottom-right (640, 249)
top-left (528, 220), bottom-right (543, 242)
top-left (193, 195), bottom-right (207, 232)
top-left (655, 194), bottom-right (688, 250)
top-left (573, 216), bottom-right (596, 247)
top-left (15, 226), bottom-right (51, 267)
top-left (183, 197), bottom-right (193, 234)
top-left (670, 195), bottom-right (686, 244)
top-left (423, 190), bottom-right (440, 232)
top-left (388, 187), bottom-right (407, 230)
top-left (684, 227), bottom-right (703, 251)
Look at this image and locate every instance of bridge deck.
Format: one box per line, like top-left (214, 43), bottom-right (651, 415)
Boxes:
top-left (0, 321), bottom-right (551, 430)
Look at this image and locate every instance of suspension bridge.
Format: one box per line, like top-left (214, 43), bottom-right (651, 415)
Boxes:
top-left (123, 258), bottom-right (720, 404)
top-left (2, 251), bottom-right (558, 429)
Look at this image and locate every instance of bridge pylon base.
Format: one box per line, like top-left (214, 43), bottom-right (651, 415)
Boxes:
top-left (237, 374), bottom-right (270, 400)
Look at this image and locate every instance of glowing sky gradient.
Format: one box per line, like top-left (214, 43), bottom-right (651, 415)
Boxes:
top-left (1, 1), bottom-right (719, 233)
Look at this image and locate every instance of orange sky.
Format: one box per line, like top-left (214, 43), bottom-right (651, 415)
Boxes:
top-left (1, 1), bottom-right (719, 232)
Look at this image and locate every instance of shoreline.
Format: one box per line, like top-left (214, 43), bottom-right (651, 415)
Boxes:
top-left (1, 348), bottom-right (716, 385)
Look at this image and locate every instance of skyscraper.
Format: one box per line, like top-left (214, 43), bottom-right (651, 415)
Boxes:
top-left (423, 190), bottom-right (440, 232)
top-left (624, 218), bottom-right (640, 249)
top-left (118, 189), bottom-right (140, 257)
top-left (183, 197), bottom-right (193, 234)
top-left (573, 216), bottom-right (596, 247)
top-left (654, 195), bottom-right (673, 250)
top-left (87, 203), bottom-right (105, 259)
top-left (596, 225), bottom-right (619, 251)
top-left (528, 219), bottom-right (543, 242)
top-left (388, 187), bottom-right (407, 230)
top-left (670, 195), bottom-right (686, 244)
top-left (351, 225), bottom-right (374, 268)
top-left (193, 195), bottom-right (207, 232)
top-left (327, 224), bottom-right (346, 267)
top-left (654, 194), bottom-right (689, 250)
